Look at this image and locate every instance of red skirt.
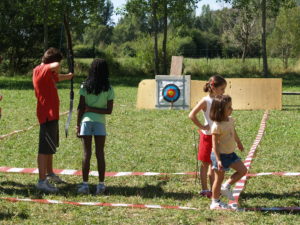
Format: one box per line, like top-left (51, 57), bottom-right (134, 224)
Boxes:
top-left (198, 132), bottom-right (212, 163)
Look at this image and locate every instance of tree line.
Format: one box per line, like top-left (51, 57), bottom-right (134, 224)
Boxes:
top-left (0, 0), bottom-right (300, 76)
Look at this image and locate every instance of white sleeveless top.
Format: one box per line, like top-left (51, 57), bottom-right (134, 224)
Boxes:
top-left (201, 95), bottom-right (213, 135)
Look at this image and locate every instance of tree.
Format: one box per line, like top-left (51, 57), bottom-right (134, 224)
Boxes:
top-left (221, 0), bottom-right (268, 76)
top-left (43, 0), bottom-right (49, 51)
top-left (0, 0), bottom-right (115, 73)
top-left (221, 0), bottom-right (297, 77)
top-left (125, 0), bottom-right (199, 75)
top-left (267, 7), bottom-right (300, 68)
top-left (220, 5), bottom-right (259, 61)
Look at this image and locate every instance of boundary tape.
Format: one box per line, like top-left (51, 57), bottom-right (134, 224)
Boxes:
top-left (0, 111), bottom-right (69, 140)
top-left (0, 167), bottom-right (195, 177)
top-left (0, 197), bottom-right (197, 210)
top-left (247, 172), bottom-right (300, 177)
top-left (229, 110), bottom-right (269, 207)
top-left (1, 166), bottom-right (299, 177)
top-left (1, 197), bottom-right (299, 212)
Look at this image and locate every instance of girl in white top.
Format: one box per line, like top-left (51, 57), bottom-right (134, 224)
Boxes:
top-left (210, 95), bottom-right (247, 210)
top-left (189, 75), bottom-right (227, 198)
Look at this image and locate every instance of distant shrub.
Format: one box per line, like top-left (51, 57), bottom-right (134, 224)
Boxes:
top-left (73, 45), bottom-right (95, 58)
top-left (122, 43), bottom-right (136, 57)
top-left (176, 37), bottom-right (197, 57)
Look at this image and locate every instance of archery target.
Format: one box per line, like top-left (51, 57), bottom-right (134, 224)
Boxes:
top-left (155, 75), bottom-right (190, 109)
top-left (163, 84), bottom-right (180, 102)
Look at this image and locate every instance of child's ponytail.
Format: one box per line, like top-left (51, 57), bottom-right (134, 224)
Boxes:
top-left (203, 82), bottom-right (211, 92)
top-left (203, 75), bottom-right (227, 93)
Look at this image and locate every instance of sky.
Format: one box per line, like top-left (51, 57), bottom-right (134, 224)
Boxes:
top-left (110, 0), bottom-right (232, 24)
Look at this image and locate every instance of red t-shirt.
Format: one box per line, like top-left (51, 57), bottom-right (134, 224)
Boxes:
top-left (33, 63), bottom-right (59, 124)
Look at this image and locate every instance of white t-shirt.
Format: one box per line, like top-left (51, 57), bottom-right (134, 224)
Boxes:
top-left (201, 95), bottom-right (213, 135)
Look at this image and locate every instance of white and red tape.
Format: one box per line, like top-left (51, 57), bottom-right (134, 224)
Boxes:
top-left (229, 111), bottom-right (269, 207)
top-left (0, 111), bottom-right (69, 140)
top-left (0, 166), bottom-right (299, 178)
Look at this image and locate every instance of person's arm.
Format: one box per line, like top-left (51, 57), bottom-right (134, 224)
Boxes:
top-left (234, 128), bottom-right (244, 151)
top-left (58, 73), bottom-right (73, 81)
top-left (49, 62), bottom-right (73, 81)
top-left (188, 99), bottom-right (209, 131)
top-left (77, 95), bottom-right (86, 137)
top-left (212, 133), bottom-right (223, 171)
top-left (85, 100), bottom-right (114, 115)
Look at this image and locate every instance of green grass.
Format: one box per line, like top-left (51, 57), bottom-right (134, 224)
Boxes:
top-left (0, 68), bottom-right (300, 224)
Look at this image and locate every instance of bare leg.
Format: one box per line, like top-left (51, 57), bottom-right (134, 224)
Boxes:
top-left (94, 136), bottom-right (106, 183)
top-left (46, 154), bottom-right (54, 175)
top-left (225, 161), bottom-right (247, 186)
top-left (37, 154), bottom-right (48, 180)
top-left (211, 169), bottom-right (225, 200)
top-left (81, 136), bottom-right (93, 182)
top-left (208, 164), bottom-right (215, 190)
top-left (200, 161), bottom-right (210, 190)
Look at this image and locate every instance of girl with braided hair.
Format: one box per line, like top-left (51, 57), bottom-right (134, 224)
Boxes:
top-left (77, 58), bottom-right (115, 194)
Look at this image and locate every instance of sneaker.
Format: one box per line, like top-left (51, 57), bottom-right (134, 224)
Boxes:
top-left (221, 186), bottom-right (235, 200)
top-left (95, 183), bottom-right (106, 194)
top-left (200, 190), bottom-right (212, 198)
top-left (36, 180), bottom-right (58, 193)
top-left (210, 200), bottom-right (230, 210)
top-left (77, 184), bottom-right (90, 194)
top-left (47, 173), bottom-right (66, 184)
top-left (229, 203), bottom-right (242, 211)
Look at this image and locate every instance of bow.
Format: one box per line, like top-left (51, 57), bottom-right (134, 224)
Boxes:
top-left (63, 13), bottom-right (74, 138)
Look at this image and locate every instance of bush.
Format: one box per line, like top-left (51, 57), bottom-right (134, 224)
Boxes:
top-left (73, 45), bottom-right (95, 58)
top-left (176, 37), bottom-right (197, 57)
top-left (73, 45), bottom-right (106, 58)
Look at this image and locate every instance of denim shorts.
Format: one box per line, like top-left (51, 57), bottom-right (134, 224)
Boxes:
top-left (80, 121), bottom-right (106, 136)
top-left (211, 152), bottom-right (241, 171)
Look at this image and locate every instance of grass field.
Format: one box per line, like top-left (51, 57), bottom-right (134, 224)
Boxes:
top-left (0, 64), bottom-right (299, 224)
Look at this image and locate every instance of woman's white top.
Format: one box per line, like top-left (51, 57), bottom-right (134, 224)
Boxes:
top-left (201, 95), bottom-right (213, 135)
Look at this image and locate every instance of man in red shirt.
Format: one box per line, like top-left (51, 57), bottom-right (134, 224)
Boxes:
top-left (33, 47), bottom-right (73, 193)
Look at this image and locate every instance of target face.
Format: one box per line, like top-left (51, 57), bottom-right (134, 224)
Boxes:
top-left (162, 84), bottom-right (180, 102)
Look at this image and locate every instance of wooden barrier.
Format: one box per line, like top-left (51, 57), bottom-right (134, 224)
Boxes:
top-left (137, 78), bottom-right (282, 110)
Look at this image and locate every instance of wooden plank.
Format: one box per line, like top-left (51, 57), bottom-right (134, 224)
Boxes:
top-left (136, 79), bottom-right (156, 109)
top-left (191, 78), bottom-right (282, 110)
top-left (170, 56), bottom-right (183, 76)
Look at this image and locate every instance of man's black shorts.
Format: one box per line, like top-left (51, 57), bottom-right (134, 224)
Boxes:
top-left (39, 120), bottom-right (59, 154)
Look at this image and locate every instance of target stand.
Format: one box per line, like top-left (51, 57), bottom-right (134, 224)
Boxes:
top-left (155, 75), bottom-right (190, 110)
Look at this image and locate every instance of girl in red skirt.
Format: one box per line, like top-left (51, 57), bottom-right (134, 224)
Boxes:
top-left (189, 75), bottom-right (227, 198)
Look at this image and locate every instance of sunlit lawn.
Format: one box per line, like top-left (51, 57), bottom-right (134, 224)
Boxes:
top-left (0, 71), bottom-right (299, 224)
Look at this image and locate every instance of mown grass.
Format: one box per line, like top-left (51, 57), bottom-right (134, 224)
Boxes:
top-left (0, 59), bottom-right (299, 224)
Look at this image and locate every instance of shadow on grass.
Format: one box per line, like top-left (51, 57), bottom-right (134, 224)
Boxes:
top-left (241, 191), bottom-right (300, 214)
top-left (242, 191), bottom-right (300, 200)
top-left (0, 212), bottom-right (29, 221)
top-left (282, 106), bottom-right (300, 111)
top-left (104, 182), bottom-right (193, 200)
top-left (0, 180), bottom-right (193, 201)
